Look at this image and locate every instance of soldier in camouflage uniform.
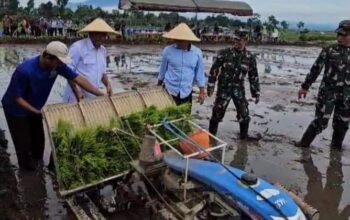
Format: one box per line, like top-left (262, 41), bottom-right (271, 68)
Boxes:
top-left (207, 30), bottom-right (260, 139)
top-left (298, 20), bottom-right (350, 149)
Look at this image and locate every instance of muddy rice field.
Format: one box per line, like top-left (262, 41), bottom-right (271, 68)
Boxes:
top-left (0, 44), bottom-right (349, 220)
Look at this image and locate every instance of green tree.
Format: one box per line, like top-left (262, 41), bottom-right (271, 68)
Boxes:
top-left (158, 12), bottom-right (186, 26)
top-left (249, 13), bottom-right (261, 26)
top-left (56, 0), bottom-right (69, 9)
top-left (145, 13), bottom-right (157, 26)
top-left (280, 20), bottom-right (289, 31)
top-left (297, 21), bottom-right (305, 32)
top-left (38, 1), bottom-right (54, 18)
top-left (56, 0), bottom-right (69, 15)
top-left (25, 0), bottom-right (35, 15)
top-left (247, 13), bottom-right (261, 31)
top-left (215, 14), bottom-right (231, 27)
top-left (268, 15), bottom-right (279, 28)
top-left (94, 7), bottom-right (108, 18)
top-left (8, 0), bottom-right (19, 13)
top-left (231, 19), bottom-right (244, 28)
top-left (73, 5), bottom-right (96, 24)
top-left (264, 21), bottom-right (274, 34)
top-left (62, 8), bottom-right (74, 20)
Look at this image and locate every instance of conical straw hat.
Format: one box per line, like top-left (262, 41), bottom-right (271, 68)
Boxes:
top-left (78, 18), bottom-right (120, 35)
top-left (163, 23), bottom-right (200, 42)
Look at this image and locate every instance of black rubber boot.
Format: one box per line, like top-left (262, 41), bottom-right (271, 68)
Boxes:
top-left (209, 120), bottom-right (219, 148)
top-left (331, 129), bottom-right (347, 150)
top-left (239, 122), bottom-right (249, 140)
top-left (209, 120), bottom-right (219, 136)
top-left (297, 126), bottom-right (318, 148)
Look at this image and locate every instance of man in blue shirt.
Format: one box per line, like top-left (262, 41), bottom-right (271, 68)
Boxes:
top-left (158, 23), bottom-right (206, 107)
top-left (2, 41), bottom-right (104, 171)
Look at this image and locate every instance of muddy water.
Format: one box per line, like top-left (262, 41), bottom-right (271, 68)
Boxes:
top-left (0, 44), bottom-right (349, 220)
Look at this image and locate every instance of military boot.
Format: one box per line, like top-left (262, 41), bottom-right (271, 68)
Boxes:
top-left (209, 120), bottom-right (219, 136)
top-left (239, 122), bottom-right (249, 140)
top-left (209, 120), bottom-right (219, 147)
top-left (331, 129), bottom-right (347, 150)
top-left (297, 126), bottom-right (318, 148)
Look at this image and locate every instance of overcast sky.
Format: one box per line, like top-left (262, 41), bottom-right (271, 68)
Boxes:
top-left (245, 0), bottom-right (349, 25)
top-left (18, 0), bottom-right (349, 25)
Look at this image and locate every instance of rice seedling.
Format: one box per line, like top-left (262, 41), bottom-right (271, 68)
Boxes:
top-left (52, 104), bottom-right (192, 190)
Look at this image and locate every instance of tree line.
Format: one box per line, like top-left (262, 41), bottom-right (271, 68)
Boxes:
top-left (0, 0), bottom-right (307, 32)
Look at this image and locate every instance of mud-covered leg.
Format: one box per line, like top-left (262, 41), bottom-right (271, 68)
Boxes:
top-left (232, 88), bottom-right (250, 139)
top-left (209, 92), bottom-right (231, 160)
top-left (209, 92), bottom-right (231, 136)
top-left (298, 93), bottom-right (335, 147)
top-left (331, 101), bottom-right (349, 149)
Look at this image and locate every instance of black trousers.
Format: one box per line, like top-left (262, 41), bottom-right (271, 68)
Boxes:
top-left (3, 27), bottom-right (10, 35)
top-left (4, 112), bottom-right (45, 169)
top-left (58, 28), bottom-right (63, 36)
top-left (171, 92), bottom-right (193, 106)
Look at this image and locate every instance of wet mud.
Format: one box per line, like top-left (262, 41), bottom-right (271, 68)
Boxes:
top-left (0, 44), bottom-right (349, 220)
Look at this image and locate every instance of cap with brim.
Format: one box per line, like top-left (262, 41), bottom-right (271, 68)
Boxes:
top-left (55, 55), bottom-right (71, 64)
top-left (163, 23), bottom-right (200, 42)
top-left (336, 28), bottom-right (349, 35)
top-left (335, 20), bottom-right (350, 34)
top-left (45, 41), bottom-right (71, 64)
top-left (233, 34), bottom-right (247, 40)
top-left (336, 28), bottom-right (350, 35)
top-left (57, 55), bottom-right (71, 64)
top-left (78, 18), bottom-right (121, 35)
top-left (233, 29), bottom-right (249, 40)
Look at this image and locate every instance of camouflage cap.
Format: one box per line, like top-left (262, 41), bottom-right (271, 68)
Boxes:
top-left (233, 29), bottom-right (249, 40)
top-left (335, 20), bottom-right (350, 35)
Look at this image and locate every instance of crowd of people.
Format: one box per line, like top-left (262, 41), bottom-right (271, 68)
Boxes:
top-left (1, 14), bottom-right (280, 43)
top-left (1, 15), bottom-right (81, 37)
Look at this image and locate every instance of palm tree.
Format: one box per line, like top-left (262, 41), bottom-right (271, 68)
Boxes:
top-left (280, 20), bottom-right (289, 31)
top-left (297, 21), bottom-right (305, 33)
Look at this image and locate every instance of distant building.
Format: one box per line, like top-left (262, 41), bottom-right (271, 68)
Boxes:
top-left (0, 0), bottom-right (10, 8)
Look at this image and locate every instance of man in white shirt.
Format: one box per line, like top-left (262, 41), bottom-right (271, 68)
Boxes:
top-left (63, 18), bottom-right (120, 103)
top-left (57, 16), bottom-right (64, 36)
top-left (50, 19), bottom-right (57, 36)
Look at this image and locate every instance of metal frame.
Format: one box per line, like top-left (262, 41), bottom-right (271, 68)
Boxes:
top-left (60, 171), bottom-right (130, 197)
top-left (148, 118), bottom-right (227, 201)
top-left (207, 192), bottom-right (240, 217)
top-left (42, 105), bottom-right (131, 197)
top-left (42, 87), bottom-right (175, 197)
top-left (66, 193), bottom-right (107, 220)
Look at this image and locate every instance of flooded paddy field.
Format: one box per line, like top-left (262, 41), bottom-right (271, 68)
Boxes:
top-left (0, 43), bottom-right (349, 220)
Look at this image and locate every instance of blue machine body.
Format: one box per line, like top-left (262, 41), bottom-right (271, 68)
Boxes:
top-left (164, 156), bottom-right (307, 220)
